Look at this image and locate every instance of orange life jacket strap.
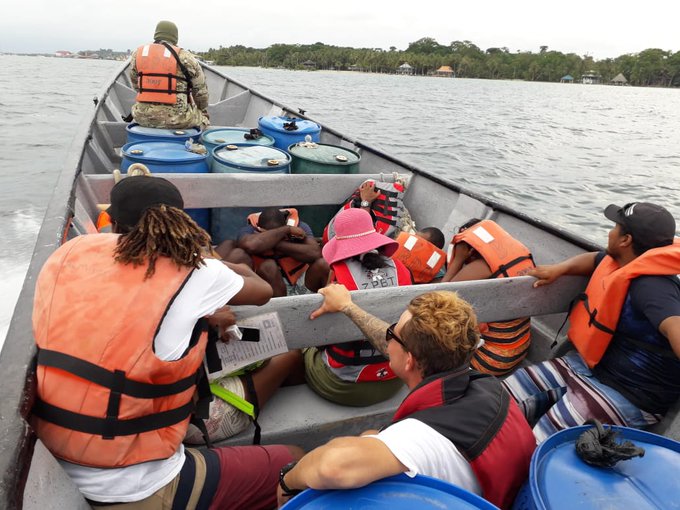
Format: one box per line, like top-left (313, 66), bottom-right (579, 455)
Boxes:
top-left (137, 72), bottom-right (190, 95)
top-left (32, 397), bottom-right (194, 439)
top-left (37, 348), bottom-right (199, 398)
top-left (575, 292), bottom-right (616, 335)
top-left (489, 254), bottom-right (535, 279)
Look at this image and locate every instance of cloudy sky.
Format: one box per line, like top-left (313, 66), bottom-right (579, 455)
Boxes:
top-left (2, 0), bottom-right (678, 59)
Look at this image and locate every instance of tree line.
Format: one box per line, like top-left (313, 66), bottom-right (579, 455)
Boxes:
top-left (200, 37), bottom-right (680, 87)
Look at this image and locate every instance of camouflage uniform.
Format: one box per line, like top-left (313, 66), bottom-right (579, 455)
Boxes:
top-left (130, 46), bottom-right (210, 130)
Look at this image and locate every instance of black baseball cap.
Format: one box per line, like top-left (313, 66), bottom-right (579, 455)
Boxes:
top-left (604, 202), bottom-right (676, 249)
top-left (107, 176), bottom-right (183, 229)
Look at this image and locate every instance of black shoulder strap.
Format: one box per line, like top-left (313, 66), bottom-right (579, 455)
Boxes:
top-left (489, 253), bottom-right (535, 279)
top-left (160, 42), bottom-right (193, 92)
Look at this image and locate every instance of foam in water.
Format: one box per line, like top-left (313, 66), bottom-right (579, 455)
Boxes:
top-left (0, 208), bottom-right (42, 351)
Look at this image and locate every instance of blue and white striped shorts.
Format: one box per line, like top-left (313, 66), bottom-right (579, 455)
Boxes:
top-left (502, 352), bottom-right (661, 443)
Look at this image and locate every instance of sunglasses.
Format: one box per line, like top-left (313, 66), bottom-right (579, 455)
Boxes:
top-left (386, 323), bottom-right (408, 351)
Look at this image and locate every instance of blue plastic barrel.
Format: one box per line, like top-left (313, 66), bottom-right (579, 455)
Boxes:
top-left (512, 425), bottom-right (680, 510)
top-left (120, 141), bottom-right (210, 231)
top-left (126, 123), bottom-right (202, 145)
top-left (258, 116), bottom-right (321, 151)
top-left (210, 144), bottom-right (291, 242)
top-left (200, 127), bottom-right (275, 165)
top-left (282, 474), bottom-right (498, 510)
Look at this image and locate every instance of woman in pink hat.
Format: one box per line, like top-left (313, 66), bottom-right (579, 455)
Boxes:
top-left (304, 208), bottom-right (413, 406)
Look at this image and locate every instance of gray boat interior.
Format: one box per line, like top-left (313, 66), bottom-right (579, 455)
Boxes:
top-left (3, 63), bottom-right (679, 509)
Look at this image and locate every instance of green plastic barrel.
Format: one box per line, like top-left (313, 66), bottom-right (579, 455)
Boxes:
top-left (288, 142), bottom-right (361, 236)
top-left (210, 144), bottom-right (291, 242)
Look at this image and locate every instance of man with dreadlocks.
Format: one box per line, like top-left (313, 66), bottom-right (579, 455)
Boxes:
top-left (31, 176), bottom-right (303, 509)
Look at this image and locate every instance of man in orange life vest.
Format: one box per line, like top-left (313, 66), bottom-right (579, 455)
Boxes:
top-left (130, 20), bottom-right (210, 130)
top-left (503, 202), bottom-right (680, 443)
top-left (277, 285), bottom-right (535, 510)
top-left (31, 176), bottom-right (303, 509)
top-left (442, 218), bottom-right (535, 376)
top-left (217, 207), bottom-right (328, 297)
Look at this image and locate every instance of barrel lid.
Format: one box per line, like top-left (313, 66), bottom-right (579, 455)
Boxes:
top-left (531, 426), bottom-right (680, 510)
top-left (288, 143), bottom-right (360, 165)
top-left (281, 474), bottom-right (497, 509)
top-left (258, 116), bottom-right (321, 135)
top-left (201, 127), bottom-right (274, 146)
top-left (126, 123), bottom-right (201, 139)
top-left (213, 144), bottom-right (290, 168)
top-left (122, 141), bottom-right (206, 162)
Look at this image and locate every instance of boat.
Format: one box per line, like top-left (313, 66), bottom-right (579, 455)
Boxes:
top-left (2, 62), bottom-right (679, 509)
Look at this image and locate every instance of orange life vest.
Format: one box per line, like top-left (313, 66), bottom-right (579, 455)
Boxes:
top-left (246, 208), bottom-right (309, 285)
top-left (96, 210), bottom-right (113, 232)
top-left (135, 43), bottom-right (190, 105)
top-left (392, 232), bottom-right (446, 283)
top-left (32, 234), bottom-right (206, 468)
top-left (451, 220), bottom-right (535, 376)
top-left (323, 181), bottom-right (407, 244)
top-left (568, 239), bottom-right (680, 368)
top-left (449, 220), bottom-right (535, 278)
top-left (324, 258), bottom-right (412, 382)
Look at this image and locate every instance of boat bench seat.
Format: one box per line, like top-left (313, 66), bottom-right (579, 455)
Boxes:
top-left (218, 384), bottom-right (409, 450)
top-left (82, 173), bottom-right (403, 210)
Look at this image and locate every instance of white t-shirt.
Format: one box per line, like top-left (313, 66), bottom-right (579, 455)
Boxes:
top-left (369, 418), bottom-right (482, 495)
top-left (60, 258), bottom-right (244, 502)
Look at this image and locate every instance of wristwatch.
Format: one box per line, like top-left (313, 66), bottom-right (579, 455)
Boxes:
top-left (279, 461), bottom-right (303, 497)
top-left (360, 199), bottom-right (371, 208)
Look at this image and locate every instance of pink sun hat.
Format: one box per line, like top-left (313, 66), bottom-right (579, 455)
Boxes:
top-left (322, 208), bottom-right (399, 266)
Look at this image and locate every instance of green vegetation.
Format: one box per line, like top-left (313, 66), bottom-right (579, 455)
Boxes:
top-left (200, 38), bottom-right (680, 86)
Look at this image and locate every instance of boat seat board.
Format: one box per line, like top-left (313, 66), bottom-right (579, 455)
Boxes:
top-left (218, 383), bottom-right (410, 450)
top-left (81, 173), bottom-right (404, 209)
top-left (230, 275), bottom-right (589, 349)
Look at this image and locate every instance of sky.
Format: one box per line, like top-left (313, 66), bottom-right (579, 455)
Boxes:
top-left (2, 0), bottom-right (679, 60)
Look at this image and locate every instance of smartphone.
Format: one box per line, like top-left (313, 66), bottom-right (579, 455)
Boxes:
top-left (239, 327), bottom-right (260, 342)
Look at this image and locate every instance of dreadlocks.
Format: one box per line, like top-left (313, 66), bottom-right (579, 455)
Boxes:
top-left (114, 205), bottom-right (211, 279)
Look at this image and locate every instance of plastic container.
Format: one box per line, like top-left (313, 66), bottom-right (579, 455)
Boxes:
top-left (126, 123), bottom-right (202, 145)
top-left (258, 116), bottom-right (321, 151)
top-left (288, 141), bottom-right (361, 235)
top-left (512, 425), bottom-right (680, 510)
top-left (210, 144), bottom-right (291, 242)
top-left (200, 127), bottom-right (275, 165)
top-left (120, 141), bottom-right (210, 231)
top-left (281, 474), bottom-right (499, 510)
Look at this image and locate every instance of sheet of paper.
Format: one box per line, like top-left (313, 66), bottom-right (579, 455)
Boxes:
top-left (208, 312), bottom-right (288, 380)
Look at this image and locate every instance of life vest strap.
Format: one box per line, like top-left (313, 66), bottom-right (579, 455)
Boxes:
top-left (210, 383), bottom-right (255, 418)
top-left (160, 42), bottom-right (194, 96)
top-left (489, 254), bottom-right (534, 279)
top-left (241, 372), bottom-right (262, 445)
top-left (32, 397), bottom-right (194, 438)
top-left (137, 71), bottom-right (190, 96)
top-left (579, 293), bottom-right (616, 335)
top-left (205, 327), bottom-right (223, 374)
top-left (37, 348), bottom-right (199, 398)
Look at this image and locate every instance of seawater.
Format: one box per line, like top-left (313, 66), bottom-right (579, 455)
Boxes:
top-left (1, 55), bottom-right (679, 347)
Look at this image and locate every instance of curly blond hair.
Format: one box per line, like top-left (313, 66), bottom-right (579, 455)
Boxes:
top-left (401, 291), bottom-right (479, 377)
